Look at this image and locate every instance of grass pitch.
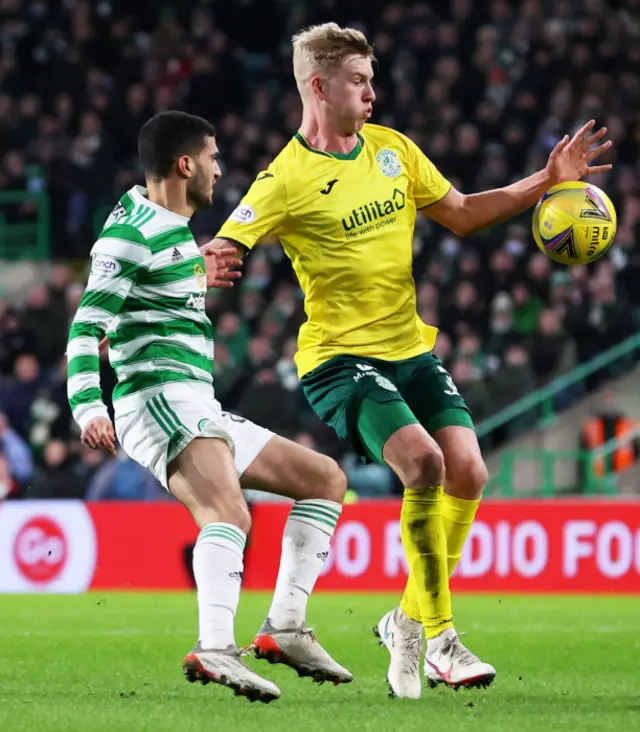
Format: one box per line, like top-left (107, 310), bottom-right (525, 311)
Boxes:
top-left (0, 593), bottom-right (638, 732)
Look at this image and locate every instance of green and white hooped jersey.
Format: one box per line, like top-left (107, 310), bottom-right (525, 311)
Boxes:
top-left (67, 185), bottom-right (214, 431)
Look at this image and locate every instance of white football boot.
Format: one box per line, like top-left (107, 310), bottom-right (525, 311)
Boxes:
top-left (251, 619), bottom-right (353, 685)
top-left (374, 607), bottom-right (423, 699)
top-left (182, 642), bottom-right (281, 703)
top-left (424, 628), bottom-right (496, 690)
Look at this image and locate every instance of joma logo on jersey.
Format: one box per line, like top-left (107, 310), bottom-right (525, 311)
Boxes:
top-left (341, 188), bottom-right (405, 232)
top-left (186, 293), bottom-right (206, 311)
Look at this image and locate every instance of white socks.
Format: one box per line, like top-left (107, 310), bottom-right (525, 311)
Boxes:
top-left (193, 522), bottom-right (246, 650)
top-left (267, 499), bottom-right (342, 629)
top-left (193, 502), bottom-right (343, 644)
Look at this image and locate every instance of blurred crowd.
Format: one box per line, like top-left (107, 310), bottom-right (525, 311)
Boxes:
top-left (1, 0), bottom-right (640, 499)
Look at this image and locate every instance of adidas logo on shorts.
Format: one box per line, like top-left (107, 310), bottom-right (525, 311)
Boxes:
top-left (171, 247), bottom-right (183, 262)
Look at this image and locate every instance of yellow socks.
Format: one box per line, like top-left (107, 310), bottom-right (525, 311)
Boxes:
top-left (401, 492), bottom-right (481, 635)
top-left (441, 493), bottom-right (481, 576)
top-left (399, 487), bottom-right (452, 640)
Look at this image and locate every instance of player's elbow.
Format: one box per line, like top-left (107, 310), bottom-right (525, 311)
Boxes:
top-left (428, 189), bottom-right (477, 237)
top-left (450, 222), bottom-right (474, 237)
top-left (450, 197), bottom-right (477, 237)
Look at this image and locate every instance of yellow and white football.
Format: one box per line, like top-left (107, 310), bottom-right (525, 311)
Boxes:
top-left (532, 181), bottom-right (617, 265)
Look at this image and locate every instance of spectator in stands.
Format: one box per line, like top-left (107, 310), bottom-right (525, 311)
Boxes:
top-left (244, 336), bottom-right (276, 381)
top-left (72, 444), bottom-right (109, 492)
top-left (530, 308), bottom-right (577, 385)
top-left (236, 368), bottom-right (300, 438)
top-left (441, 281), bottom-right (485, 339)
top-left (585, 275), bottom-right (634, 358)
top-left (456, 331), bottom-right (495, 378)
top-left (21, 284), bottom-right (68, 367)
top-left (512, 282), bottom-right (544, 336)
top-left (526, 253), bottom-right (552, 301)
top-left (0, 307), bottom-right (35, 376)
top-left (47, 264), bottom-right (73, 318)
top-left (342, 449), bottom-right (395, 498)
top-left (0, 354), bottom-right (42, 441)
top-left (85, 449), bottom-right (166, 501)
top-left (212, 342), bottom-right (244, 403)
top-left (1, 151), bottom-right (31, 222)
top-left (216, 311), bottom-right (250, 366)
top-left (0, 451), bottom-right (21, 500)
top-left (494, 343), bottom-right (536, 411)
top-left (486, 292), bottom-right (515, 360)
top-left (276, 337), bottom-right (300, 393)
top-left (30, 356), bottom-right (74, 450)
top-left (0, 412), bottom-right (32, 488)
top-left (432, 332), bottom-right (453, 372)
top-left (451, 360), bottom-right (493, 422)
top-left (28, 439), bottom-right (85, 499)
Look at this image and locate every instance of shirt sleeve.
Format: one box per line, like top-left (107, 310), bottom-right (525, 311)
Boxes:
top-left (216, 166), bottom-right (288, 250)
top-left (66, 226), bottom-right (150, 431)
top-left (407, 138), bottom-right (452, 210)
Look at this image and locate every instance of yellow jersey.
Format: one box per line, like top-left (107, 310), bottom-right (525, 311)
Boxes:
top-left (216, 123), bottom-right (451, 377)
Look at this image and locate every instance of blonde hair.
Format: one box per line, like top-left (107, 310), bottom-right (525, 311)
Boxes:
top-left (292, 23), bottom-right (374, 95)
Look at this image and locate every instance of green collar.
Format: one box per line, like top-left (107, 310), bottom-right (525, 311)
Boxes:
top-left (295, 131), bottom-right (365, 161)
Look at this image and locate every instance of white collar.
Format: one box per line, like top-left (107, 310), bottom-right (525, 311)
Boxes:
top-left (130, 185), bottom-right (191, 225)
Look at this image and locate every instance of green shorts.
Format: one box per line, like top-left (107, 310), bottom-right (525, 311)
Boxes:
top-left (300, 352), bottom-right (473, 465)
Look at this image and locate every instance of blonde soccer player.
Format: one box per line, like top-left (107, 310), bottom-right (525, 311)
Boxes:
top-left (205, 24), bottom-right (612, 698)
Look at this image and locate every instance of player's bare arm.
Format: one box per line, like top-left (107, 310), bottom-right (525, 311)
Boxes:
top-left (425, 120), bottom-right (613, 236)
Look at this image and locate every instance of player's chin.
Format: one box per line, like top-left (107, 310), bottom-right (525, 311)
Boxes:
top-left (195, 191), bottom-right (214, 210)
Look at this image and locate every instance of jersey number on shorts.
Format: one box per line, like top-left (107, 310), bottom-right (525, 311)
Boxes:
top-left (437, 366), bottom-right (459, 396)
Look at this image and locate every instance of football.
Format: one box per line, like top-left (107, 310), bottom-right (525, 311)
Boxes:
top-left (532, 181), bottom-right (617, 265)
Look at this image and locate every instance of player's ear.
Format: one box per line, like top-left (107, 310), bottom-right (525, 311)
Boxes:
top-left (176, 155), bottom-right (195, 179)
top-left (310, 75), bottom-right (325, 100)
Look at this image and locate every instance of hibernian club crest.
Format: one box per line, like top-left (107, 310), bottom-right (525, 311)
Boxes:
top-left (376, 149), bottom-right (402, 178)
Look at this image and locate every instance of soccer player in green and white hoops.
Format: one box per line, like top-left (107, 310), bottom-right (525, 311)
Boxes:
top-left (66, 111), bottom-right (352, 703)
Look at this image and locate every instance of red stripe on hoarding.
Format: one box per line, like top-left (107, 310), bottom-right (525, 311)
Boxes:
top-left (2, 500), bottom-right (639, 593)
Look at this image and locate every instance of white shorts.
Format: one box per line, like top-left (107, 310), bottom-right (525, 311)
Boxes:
top-left (114, 381), bottom-right (274, 489)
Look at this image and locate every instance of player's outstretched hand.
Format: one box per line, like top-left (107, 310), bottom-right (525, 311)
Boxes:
top-left (545, 119), bottom-right (613, 185)
top-left (82, 417), bottom-right (117, 456)
top-left (200, 240), bottom-right (243, 289)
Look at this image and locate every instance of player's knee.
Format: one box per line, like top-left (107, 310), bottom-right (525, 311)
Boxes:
top-left (403, 446), bottom-right (445, 490)
top-left (316, 456), bottom-right (348, 503)
top-left (230, 503), bottom-right (252, 535)
top-left (223, 496), bottom-right (252, 534)
top-left (448, 455), bottom-right (488, 500)
top-left (192, 500), bottom-right (252, 534)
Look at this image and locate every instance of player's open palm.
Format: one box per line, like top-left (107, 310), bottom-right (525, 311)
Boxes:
top-left (200, 240), bottom-right (243, 289)
top-left (82, 416), bottom-right (117, 456)
top-left (545, 119), bottom-right (613, 185)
